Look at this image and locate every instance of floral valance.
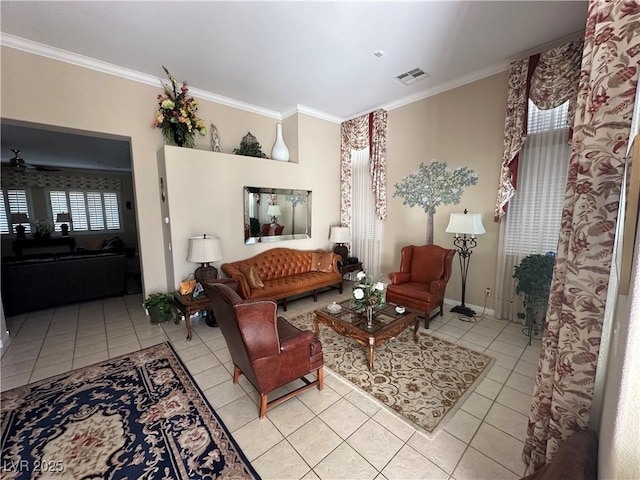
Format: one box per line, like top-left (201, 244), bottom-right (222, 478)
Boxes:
top-left (530, 39), bottom-right (583, 126)
top-left (340, 109), bottom-right (388, 226)
top-left (494, 39), bottom-right (584, 222)
top-left (1, 170), bottom-right (122, 191)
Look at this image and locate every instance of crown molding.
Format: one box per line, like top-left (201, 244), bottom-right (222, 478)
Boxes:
top-left (1, 33), bottom-right (160, 86)
top-left (1, 31), bottom-right (585, 126)
top-left (364, 30), bottom-right (586, 117)
top-left (341, 58), bottom-right (510, 120)
top-left (294, 105), bottom-right (343, 124)
top-left (0, 33), bottom-right (283, 120)
top-left (381, 60), bottom-right (511, 113)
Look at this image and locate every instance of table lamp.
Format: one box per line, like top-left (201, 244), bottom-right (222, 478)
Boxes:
top-left (11, 213), bottom-right (29, 239)
top-left (56, 213), bottom-right (72, 236)
top-left (267, 204), bottom-right (281, 223)
top-left (329, 226), bottom-right (351, 264)
top-left (187, 234), bottom-right (223, 284)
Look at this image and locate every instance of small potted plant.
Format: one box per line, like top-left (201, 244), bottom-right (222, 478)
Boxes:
top-left (144, 292), bottom-right (176, 324)
top-left (513, 252), bottom-right (555, 343)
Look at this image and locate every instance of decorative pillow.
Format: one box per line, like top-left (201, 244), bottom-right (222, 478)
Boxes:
top-left (311, 252), bottom-right (334, 273)
top-left (239, 262), bottom-right (264, 289)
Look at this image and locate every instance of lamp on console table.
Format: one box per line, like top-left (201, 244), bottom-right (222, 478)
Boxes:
top-left (329, 226), bottom-right (351, 265)
top-left (187, 234), bottom-right (223, 285)
top-left (56, 213), bottom-right (72, 236)
top-left (445, 209), bottom-right (486, 318)
top-left (11, 213), bottom-right (29, 239)
top-left (266, 204), bottom-right (281, 224)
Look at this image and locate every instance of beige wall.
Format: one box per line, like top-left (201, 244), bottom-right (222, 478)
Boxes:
top-left (161, 114), bottom-right (340, 289)
top-left (1, 45), bottom-right (506, 308)
top-left (1, 46), bottom-right (337, 295)
top-left (385, 72), bottom-right (509, 309)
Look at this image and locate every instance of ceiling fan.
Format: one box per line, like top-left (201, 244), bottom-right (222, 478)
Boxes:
top-left (4, 149), bottom-right (61, 172)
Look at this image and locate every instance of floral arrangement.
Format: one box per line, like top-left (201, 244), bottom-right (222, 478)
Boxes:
top-left (352, 271), bottom-right (385, 311)
top-left (152, 66), bottom-right (206, 148)
top-left (34, 219), bottom-right (54, 236)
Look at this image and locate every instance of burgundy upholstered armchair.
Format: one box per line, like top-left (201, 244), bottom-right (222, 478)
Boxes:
top-left (386, 244), bottom-right (456, 329)
top-left (204, 282), bottom-right (324, 418)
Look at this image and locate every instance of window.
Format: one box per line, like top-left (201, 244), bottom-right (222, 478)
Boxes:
top-left (527, 99), bottom-right (569, 134)
top-left (351, 149), bottom-right (383, 276)
top-left (0, 189), bottom-right (31, 235)
top-left (505, 100), bottom-right (571, 256)
top-left (49, 190), bottom-right (121, 232)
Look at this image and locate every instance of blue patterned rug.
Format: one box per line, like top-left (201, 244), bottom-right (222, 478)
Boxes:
top-left (0, 342), bottom-right (260, 479)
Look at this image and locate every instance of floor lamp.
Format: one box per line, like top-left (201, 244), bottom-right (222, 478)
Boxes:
top-left (445, 209), bottom-right (486, 317)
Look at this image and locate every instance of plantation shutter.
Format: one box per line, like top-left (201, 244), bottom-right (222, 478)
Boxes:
top-left (50, 191), bottom-right (70, 232)
top-left (2, 189), bottom-right (31, 234)
top-left (0, 190), bottom-right (8, 234)
top-left (69, 192), bottom-right (89, 231)
top-left (104, 192), bottom-right (121, 230)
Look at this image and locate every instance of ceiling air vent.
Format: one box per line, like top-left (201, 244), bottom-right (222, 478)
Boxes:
top-left (395, 67), bottom-right (429, 86)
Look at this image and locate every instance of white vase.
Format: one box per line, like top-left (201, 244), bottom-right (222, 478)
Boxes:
top-left (271, 123), bottom-right (290, 161)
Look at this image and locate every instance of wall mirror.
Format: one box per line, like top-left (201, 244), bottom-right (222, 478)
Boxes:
top-left (243, 186), bottom-right (312, 244)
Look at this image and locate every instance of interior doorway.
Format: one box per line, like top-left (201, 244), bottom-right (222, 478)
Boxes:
top-left (0, 119), bottom-right (143, 296)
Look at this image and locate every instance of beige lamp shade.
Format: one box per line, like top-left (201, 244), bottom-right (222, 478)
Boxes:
top-left (56, 213), bottom-right (72, 223)
top-left (329, 226), bottom-right (350, 244)
top-left (11, 213), bottom-right (29, 224)
top-left (266, 205), bottom-right (281, 217)
top-left (445, 211), bottom-right (486, 237)
top-left (187, 235), bottom-right (222, 265)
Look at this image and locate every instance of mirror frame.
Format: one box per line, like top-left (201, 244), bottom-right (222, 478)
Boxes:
top-left (243, 186), bottom-right (312, 244)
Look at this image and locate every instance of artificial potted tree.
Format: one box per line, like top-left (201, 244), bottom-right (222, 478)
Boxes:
top-left (144, 292), bottom-right (176, 324)
top-left (513, 252), bottom-right (555, 344)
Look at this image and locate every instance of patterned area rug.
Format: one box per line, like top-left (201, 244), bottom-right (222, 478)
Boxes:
top-left (288, 312), bottom-right (494, 436)
top-left (0, 342), bottom-right (260, 479)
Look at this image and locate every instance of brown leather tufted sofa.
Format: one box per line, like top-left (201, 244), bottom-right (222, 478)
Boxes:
top-left (221, 248), bottom-right (342, 310)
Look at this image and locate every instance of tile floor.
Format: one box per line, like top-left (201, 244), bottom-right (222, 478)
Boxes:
top-left (1, 286), bottom-right (541, 480)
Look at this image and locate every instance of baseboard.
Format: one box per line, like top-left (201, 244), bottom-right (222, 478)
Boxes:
top-left (444, 297), bottom-right (495, 317)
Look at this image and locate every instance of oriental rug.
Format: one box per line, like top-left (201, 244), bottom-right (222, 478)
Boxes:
top-left (288, 312), bottom-right (494, 436)
top-left (0, 342), bottom-right (260, 479)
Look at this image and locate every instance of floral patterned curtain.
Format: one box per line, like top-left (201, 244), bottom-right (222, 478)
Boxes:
top-left (523, 1), bottom-right (640, 473)
top-left (494, 40), bottom-right (584, 222)
top-left (370, 110), bottom-right (388, 221)
top-left (494, 59), bottom-right (529, 222)
top-left (529, 39), bottom-right (583, 129)
top-left (340, 110), bottom-right (387, 226)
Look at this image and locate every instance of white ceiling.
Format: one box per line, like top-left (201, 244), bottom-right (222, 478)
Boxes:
top-left (0, 1), bottom-right (588, 170)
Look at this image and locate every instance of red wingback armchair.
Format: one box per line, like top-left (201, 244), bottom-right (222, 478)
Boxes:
top-left (261, 222), bottom-right (284, 236)
top-left (386, 244), bottom-right (456, 329)
top-left (204, 282), bottom-right (324, 418)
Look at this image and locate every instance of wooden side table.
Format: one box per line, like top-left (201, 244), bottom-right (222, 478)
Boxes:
top-left (172, 291), bottom-right (213, 341)
top-left (339, 262), bottom-right (363, 279)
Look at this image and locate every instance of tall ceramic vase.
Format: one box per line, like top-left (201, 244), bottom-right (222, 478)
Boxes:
top-left (271, 123), bottom-right (290, 161)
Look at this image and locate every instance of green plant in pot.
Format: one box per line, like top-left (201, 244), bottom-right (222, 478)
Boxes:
top-left (513, 252), bottom-right (555, 343)
top-left (144, 292), bottom-right (176, 324)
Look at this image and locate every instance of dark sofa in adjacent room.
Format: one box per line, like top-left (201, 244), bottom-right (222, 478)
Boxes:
top-left (1, 251), bottom-right (127, 316)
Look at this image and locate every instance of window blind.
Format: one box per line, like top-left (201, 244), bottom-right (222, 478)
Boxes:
top-left (505, 102), bottom-right (571, 256)
top-left (1, 189), bottom-right (31, 235)
top-left (48, 190), bottom-right (121, 233)
top-left (527, 100), bottom-right (569, 134)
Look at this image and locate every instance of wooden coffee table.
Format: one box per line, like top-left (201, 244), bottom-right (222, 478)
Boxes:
top-left (314, 299), bottom-right (419, 371)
